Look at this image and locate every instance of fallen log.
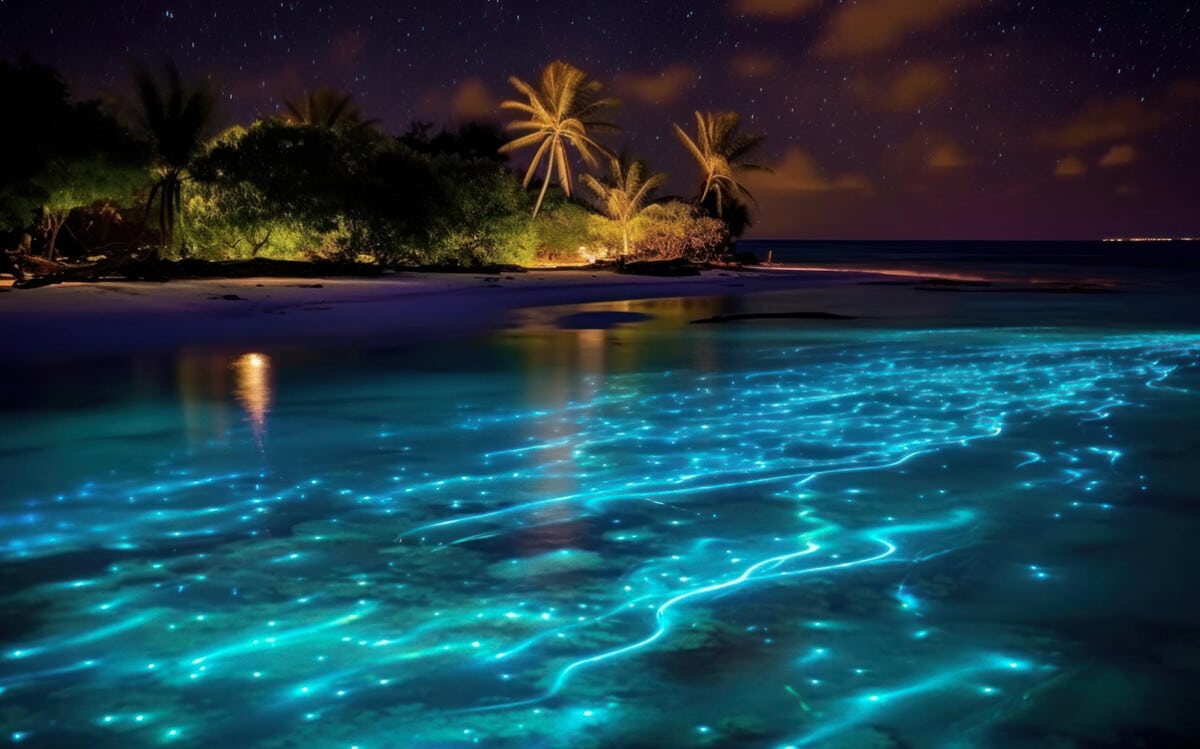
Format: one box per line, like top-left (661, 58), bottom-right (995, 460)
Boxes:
top-left (1, 252), bottom-right (28, 283)
top-left (11, 253), bottom-right (69, 277)
top-left (12, 250), bottom-right (152, 289)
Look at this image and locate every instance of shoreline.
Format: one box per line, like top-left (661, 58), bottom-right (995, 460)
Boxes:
top-left (1, 268), bottom-right (869, 364)
top-left (3, 263), bottom-right (1173, 367)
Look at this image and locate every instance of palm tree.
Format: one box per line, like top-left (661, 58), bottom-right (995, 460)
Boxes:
top-left (673, 111), bottom-right (768, 219)
top-left (499, 61), bottom-right (619, 218)
top-left (582, 155), bottom-right (665, 256)
top-left (282, 88), bottom-right (375, 131)
top-left (134, 63), bottom-right (217, 251)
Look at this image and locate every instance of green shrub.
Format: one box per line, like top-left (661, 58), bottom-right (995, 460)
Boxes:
top-left (524, 199), bottom-right (599, 264)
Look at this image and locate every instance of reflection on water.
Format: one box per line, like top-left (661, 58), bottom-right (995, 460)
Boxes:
top-left (233, 353), bottom-right (272, 445)
top-left (174, 352), bottom-right (274, 449)
top-left (2, 300), bottom-right (1200, 748)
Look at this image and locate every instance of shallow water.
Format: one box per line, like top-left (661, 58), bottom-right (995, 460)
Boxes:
top-left (3, 291), bottom-right (1200, 748)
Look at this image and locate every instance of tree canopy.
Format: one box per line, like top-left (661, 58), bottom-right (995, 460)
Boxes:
top-left (674, 111), bottom-right (769, 227)
top-left (3, 55), bottom-right (757, 278)
top-left (582, 156), bottom-right (665, 256)
top-left (134, 62), bottom-right (219, 251)
top-left (283, 88), bottom-right (376, 132)
top-left (1, 58), bottom-right (149, 258)
top-left (499, 61), bottom-right (619, 218)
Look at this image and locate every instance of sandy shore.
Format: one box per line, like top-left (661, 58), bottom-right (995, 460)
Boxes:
top-left (0, 268), bottom-right (863, 363)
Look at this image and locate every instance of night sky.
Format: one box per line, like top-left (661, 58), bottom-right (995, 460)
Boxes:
top-left (2, 0), bottom-right (1198, 239)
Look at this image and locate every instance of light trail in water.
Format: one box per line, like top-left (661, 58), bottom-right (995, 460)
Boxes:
top-left (0, 331), bottom-right (1198, 747)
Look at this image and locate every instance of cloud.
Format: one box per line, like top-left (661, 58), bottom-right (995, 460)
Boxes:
top-left (1039, 97), bottom-right (1170, 149)
top-left (1040, 79), bottom-right (1200, 151)
top-left (1098, 143), bottom-right (1137, 168)
top-left (1167, 78), bottom-right (1200, 104)
top-left (815, 0), bottom-right (995, 58)
top-left (451, 78), bottom-right (498, 122)
top-left (747, 148), bottom-right (873, 194)
top-left (415, 78), bottom-right (499, 124)
top-left (732, 53), bottom-right (782, 80)
top-left (614, 65), bottom-right (696, 104)
top-left (928, 142), bottom-right (973, 169)
top-left (848, 63), bottom-right (951, 112)
top-left (886, 64), bottom-right (951, 110)
top-left (832, 174), bottom-right (874, 192)
top-left (1053, 155), bottom-right (1087, 178)
top-left (729, 0), bottom-right (823, 19)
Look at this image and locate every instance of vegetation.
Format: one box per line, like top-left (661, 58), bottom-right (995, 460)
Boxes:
top-left (673, 111), bottom-right (768, 235)
top-left (283, 88), bottom-right (376, 132)
top-left (582, 156), bottom-right (665, 256)
top-left (37, 151), bottom-right (148, 260)
top-left (1, 56), bottom-right (767, 286)
top-left (134, 63), bottom-right (219, 253)
top-left (498, 60), bottom-right (619, 218)
top-left (1, 58), bottom-right (150, 264)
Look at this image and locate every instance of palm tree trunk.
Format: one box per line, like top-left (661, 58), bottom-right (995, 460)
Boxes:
top-left (622, 220), bottom-right (630, 256)
top-left (46, 213), bottom-right (64, 261)
top-left (532, 135), bottom-right (561, 219)
top-left (533, 172), bottom-right (553, 219)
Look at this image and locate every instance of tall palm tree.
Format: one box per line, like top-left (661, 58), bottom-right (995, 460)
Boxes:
top-left (282, 88), bottom-right (375, 131)
top-left (134, 62), bottom-right (217, 251)
top-left (499, 61), bottom-right (619, 218)
top-left (673, 111), bottom-right (768, 218)
top-left (582, 155), bottom-right (665, 256)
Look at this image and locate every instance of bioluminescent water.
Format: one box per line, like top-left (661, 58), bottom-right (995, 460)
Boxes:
top-left (3, 295), bottom-right (1200, 748)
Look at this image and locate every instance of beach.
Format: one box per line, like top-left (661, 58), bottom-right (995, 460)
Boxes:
top-left (0, 268), bottom-right (865, 363)
top-left (8, 260), bottom-right (1191, 367)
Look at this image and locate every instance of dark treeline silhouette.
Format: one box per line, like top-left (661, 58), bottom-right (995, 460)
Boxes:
top-left (1, 57), bottom-right (768, 285)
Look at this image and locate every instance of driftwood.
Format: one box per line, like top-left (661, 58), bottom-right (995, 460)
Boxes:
top-left (12, 250), bottom-right (153, 289)
top-left (616, 258), bottom-right (704, 276)
top-left (11, 254), bottom-right (67, 276)
top-left (1, 252), bottom-right (28, 283)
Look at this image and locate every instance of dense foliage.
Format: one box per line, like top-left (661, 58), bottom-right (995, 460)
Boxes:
top-left (1, 58), bottom-right (149, 260)
top-left (1, 58), bottom-right (761, 273)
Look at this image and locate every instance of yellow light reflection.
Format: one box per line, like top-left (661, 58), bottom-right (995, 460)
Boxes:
top-left (233, 353), bottom-right (273, 444)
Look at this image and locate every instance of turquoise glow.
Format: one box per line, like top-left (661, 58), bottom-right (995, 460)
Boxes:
top-left (2, 322), bottom-right (1200, 747)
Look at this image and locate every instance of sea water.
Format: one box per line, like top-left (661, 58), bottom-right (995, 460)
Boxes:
top-left (2, 283), bottom-right (1200, 748)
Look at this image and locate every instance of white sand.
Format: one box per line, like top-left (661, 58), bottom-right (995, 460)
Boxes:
top-left (0, 269), bottom-right (857, 363)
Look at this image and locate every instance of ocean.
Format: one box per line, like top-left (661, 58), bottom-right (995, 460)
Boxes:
top-left (2, 268), bottom-right (1199, 747)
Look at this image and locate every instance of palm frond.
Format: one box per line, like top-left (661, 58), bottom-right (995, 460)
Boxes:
top-left (498, 61), bottom-right (619, 216)
top-left (500, 131), bottom-right (551, 152)
top-left (674, 110), bottom-right (767, 220)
